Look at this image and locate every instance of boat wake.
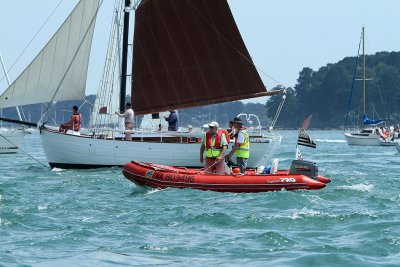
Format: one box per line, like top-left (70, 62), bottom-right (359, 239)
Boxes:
top-left (336, 183), bottom-right (373, 192)
top-left (315, 139), bottom-right (346, 143)
top-left (129, 186), bottom-right (161, 196)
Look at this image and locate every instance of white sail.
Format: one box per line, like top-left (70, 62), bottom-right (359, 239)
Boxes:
top-left (0, 0), bottom-right (100, 109)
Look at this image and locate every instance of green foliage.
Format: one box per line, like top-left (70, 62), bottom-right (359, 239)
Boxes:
top-left (3, 52), bottom-right (399, 129)
top-left (1, 96), bottom-right (273, 129)
top-left (267, 51), bottom-right (400, 128)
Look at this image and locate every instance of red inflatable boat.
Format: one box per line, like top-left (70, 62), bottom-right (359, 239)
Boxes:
top-left (123, 160), bottom-right (331, 193)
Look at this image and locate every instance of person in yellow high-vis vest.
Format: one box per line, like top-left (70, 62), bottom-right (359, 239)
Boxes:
top-left (200, 121), bottom-right (228, 174)
top-left (226, 117), bottom-right (250, 173)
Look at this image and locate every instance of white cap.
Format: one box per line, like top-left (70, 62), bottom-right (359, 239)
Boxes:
top-left (208, 121), bottom-right (219, 128)
top-left (188, 125), bottom-right (193, 128)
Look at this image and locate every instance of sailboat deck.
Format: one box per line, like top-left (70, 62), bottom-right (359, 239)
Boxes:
top-left (44, 126), bottom-right (272, 144)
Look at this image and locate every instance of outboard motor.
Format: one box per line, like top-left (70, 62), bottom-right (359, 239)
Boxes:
top-left (289, 160), bottom-right (318, 179)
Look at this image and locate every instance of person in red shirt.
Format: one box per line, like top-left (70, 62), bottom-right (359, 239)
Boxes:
top-left (59, 105), bottom-right (82, 133)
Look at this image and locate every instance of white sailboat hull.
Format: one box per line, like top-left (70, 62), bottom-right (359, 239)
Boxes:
top-left (344, 132), bottom-right (380, 146)
top-left (378, 138), bottom-right (400, 146)
top-left (40, 127), bottom-right (281, 169)
top-left (0, 129), bottom-right (25, 153)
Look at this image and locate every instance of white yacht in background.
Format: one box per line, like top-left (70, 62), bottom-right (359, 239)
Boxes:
top-left (344, 127), bottom-right (380, 146)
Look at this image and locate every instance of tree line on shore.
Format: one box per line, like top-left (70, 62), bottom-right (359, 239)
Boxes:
top-left (267, 51), bottom-right (400, 129)
top-left (2, 51), bottom-right (399, 129)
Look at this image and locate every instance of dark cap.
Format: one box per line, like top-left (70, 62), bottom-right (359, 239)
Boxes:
top-left (233, 117), bottom-right (243, 124)
top-left (73, 105), bottom-right (78, 111)
top-left (126, 102), bottom-right (132, 107)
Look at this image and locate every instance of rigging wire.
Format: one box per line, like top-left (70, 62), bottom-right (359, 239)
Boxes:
top-left (90, 0), bottom-right (124, 130)
top-left (40, 0), bottom-right (105, 124)
top-left (0, 0), bottom-right (65, 84)
top-left (270, 94), bottom-right (286, 130)
top-left (186, 1), bottom-right (284, 89)
top-left (344, 32), bottom-right (362, 130)
top-left (0, 132), bottom-right (48, 168)
top-left (368, 55), bottom-right (389, 119)
top-left (364, 33), bottom-right (389, 119)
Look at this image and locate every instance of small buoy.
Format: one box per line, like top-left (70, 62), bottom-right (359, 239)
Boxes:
top-left (232, 167), bottom-right (241, 174)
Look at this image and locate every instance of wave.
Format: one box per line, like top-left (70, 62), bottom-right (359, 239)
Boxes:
top-left (129, 186), bottom-right (161, 196)
top-left (315, 139), bottom-right (346, 143)
top-left (336, 183), bottom-right (374, 192)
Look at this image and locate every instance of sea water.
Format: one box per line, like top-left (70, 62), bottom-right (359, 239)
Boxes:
top-left (1, 130), bottom-right (400, 266)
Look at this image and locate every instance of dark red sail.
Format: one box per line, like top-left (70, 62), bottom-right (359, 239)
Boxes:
top-left (132, 0), bottom-right (274, 115)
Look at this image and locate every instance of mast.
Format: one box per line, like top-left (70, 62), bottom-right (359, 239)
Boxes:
top-left (362, 27), bottom-right (365, 115)
top-left (120, 0), bottom-right (131, 112)
top-left (0, 52), bottom-right (23, 121)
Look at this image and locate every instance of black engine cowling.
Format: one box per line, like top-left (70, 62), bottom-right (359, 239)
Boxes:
top-left (289, 160), bottom-right (318, 179)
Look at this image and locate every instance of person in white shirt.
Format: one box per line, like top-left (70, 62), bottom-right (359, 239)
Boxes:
top-left (116, 102), bottom-right (134, 141)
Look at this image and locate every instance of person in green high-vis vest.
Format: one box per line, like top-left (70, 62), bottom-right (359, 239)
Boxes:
top-left (226, 117), bottom-right (250, 173)
top-left (200, 121), bottom-right (228, 174)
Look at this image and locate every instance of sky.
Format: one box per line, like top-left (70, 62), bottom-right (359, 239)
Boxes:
top-left (0, 0), bottom-right (399, 104)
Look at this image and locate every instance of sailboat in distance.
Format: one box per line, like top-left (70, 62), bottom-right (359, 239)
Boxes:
top-left (0, 0), bottom-right (284, 168)
top-left (344, 27), bottom-right (386, 146)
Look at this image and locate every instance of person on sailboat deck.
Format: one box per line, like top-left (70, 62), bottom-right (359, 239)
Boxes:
top-left (116, 102), bottom-right (134, 141)
top-left (59, 106), bottom-right (82, 133)
top-left (393, 126), bottom-right (399, 140)
top-left (225, 117), bottom-right (250, 174)
top-left (376, 128), bottom-right (386, 140)
top-left (164, 110), bottom-right (178, 131)
top-left (200, 121), bottom-right (228, 174)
